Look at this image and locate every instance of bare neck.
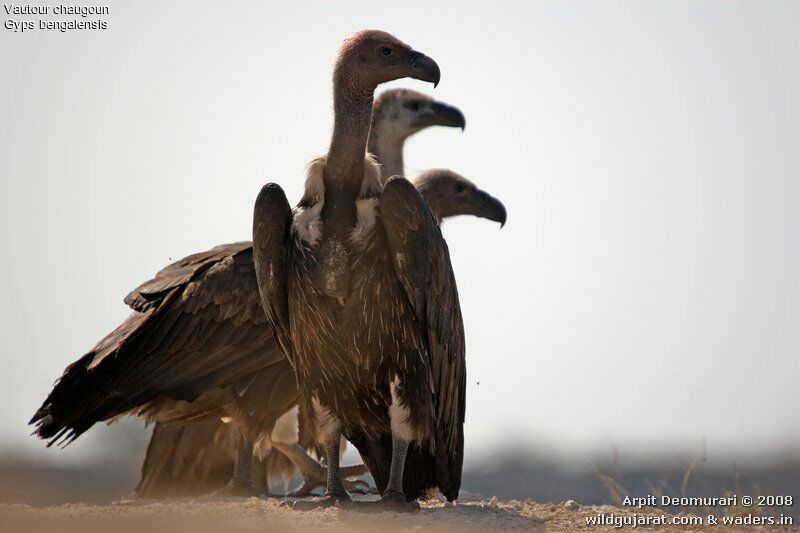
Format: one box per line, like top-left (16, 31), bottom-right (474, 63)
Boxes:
top-left (313, 67), bottom-right (377, 298)
top-left (367, 126), bottom-right (405, 181)
top-left (324, 69), bottom-right (375, 201)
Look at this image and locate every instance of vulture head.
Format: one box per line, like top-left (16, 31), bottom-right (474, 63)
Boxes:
top-left (414, 169), bottom-right (507, 227)
top-left (373, 88), bottom-right (465, 142)
top-left (335, 30), bottom-right (441, 88)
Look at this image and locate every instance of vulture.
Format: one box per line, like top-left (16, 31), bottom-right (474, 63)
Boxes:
top-left (369, 88), bottom-right (466, 178)
top-left (136, 170), bottom-right (504, 498)
top-left (133, 88), bottom-right (471, 499)
top-left (253, 30), bottom-right (473, 511)
top-left (30, 82), bottom-right (503, 499)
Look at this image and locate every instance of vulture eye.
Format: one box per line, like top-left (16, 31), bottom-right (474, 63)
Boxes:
top-left (454, 184), bottom-right (466, 193)
top-left (380, 47), bottom-right (393, 56)
top-left (409, 102), bottom-right (420, 112)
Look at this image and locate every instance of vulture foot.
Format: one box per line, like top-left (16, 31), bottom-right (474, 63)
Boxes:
top-left (353, 491), bottom-right (420, 513)
top-left (289, 492), bottom-right (353, 511)
top-left (288, 475), bottom-right (372, 497)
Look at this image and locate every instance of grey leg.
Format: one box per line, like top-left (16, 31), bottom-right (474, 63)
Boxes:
top-left (354, 434), bottom-right (419, 513)
top-left (384, 435), bottom-right (409, 498)
top-left (323, 431), bottom-right (348, 498)
top-left (291, 431), bottom-right (352, 510)
top-left (273, 441), bottom-right (370, 496)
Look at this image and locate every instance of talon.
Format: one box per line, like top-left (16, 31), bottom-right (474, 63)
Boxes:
top-left (286, 464), bottom-right (370, 497)
top-left (352, 491), bottom-right (420, 513)
top-left (291, 494), bottom-right (352, 511)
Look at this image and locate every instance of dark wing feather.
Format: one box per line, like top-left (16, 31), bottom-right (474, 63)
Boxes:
top-left (135, 420), bottom-right (235, 498)
top-left (124, 243), bottom-right (252, 312)
top-left (379, 176), bottom-right (466, 501)
top-left (252, 183), bottom-right (294, 363)
top-left (136, 183), bottom-right (300, 489)
top-left (30, 242), bottom-right (281, 445)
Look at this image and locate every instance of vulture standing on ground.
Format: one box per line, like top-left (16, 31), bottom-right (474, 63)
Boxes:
top-left (133, 88), bottom-right (472, 499)
top-left (138, 171), bottom-right (504, 498)
top-left (253, 30), bottom-right (470, 511)
top-left (30, 83), bottom-right (503, 499)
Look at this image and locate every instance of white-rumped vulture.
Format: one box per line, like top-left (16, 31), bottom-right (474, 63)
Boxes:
top-left (133, 89), bottom-right (471, 499)
top-left (253, 30), bottom-right (470, 510)
top-left (30, 86), bottom-right (504, 499)
top-left (136, 170), bottom-right (504, 498)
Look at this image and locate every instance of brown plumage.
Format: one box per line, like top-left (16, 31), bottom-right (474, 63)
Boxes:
top-left (253, 30), bottom-right (474, 508)
top-left (30, 81), bottom-right (503, 498)
top-left (134, 420), bottom-right (236, 498)
top-left (31, 242), bottom-right (278, 445)
top-left (136, 169), bottom-right (505, 498)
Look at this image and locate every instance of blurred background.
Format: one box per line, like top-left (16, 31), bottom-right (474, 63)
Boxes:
top-left (1, 0), bottom-right (798, 508)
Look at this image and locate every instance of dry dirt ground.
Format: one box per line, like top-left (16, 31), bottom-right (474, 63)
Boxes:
top-left (1, 497), bottom-right (797, 533)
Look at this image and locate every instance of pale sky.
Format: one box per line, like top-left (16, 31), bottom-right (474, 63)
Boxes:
top-left (1, 0), bottom-right (798, 466)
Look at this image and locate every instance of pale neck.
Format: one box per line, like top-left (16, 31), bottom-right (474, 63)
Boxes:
top-left (367, 132), bottom-right (404, 181)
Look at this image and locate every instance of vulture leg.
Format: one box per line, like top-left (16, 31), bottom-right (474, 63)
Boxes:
top-left (386, 435), bottom-right (409, 497)
top-left (273, 441), bottom-right (325, 497)
top-left (322, 433), bottom-right (348, 500)
top-left (216, 431), bottom-right (259, 497)
top-left (250, 455), bottom-right (273, 497)
top-left (291, 432), bottom-right (352, 510)
top-left (270, 401), bottom-right (334, 496)
top-left (274, 441), bottom-right (371, 497)
top-left (355, 435), bottom-right (420, 513)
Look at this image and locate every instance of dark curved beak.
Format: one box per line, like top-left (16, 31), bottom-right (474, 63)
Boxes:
top-left (428, 101), bottom-right (466, 130)
top-left (473, 189), bottom-right (507, 227)
top-left (408, 50), bottom-right (441, 88)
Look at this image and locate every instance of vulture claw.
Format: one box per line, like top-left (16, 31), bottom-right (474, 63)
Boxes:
top-left (287, 463), bottom-right (371, 497)
top-left (287, 476), bottom-right (373, 497)
top-left (352, 491), bottom-right (421, 513)
top-left (291, 493), bottom-right (353, 511)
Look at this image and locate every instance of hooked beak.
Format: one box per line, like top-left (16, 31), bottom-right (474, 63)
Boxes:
top-left (426, 101), bottom-right (466, 130)
top-left (408, 50), bottom-right (441, 88)
top-left (473, 189), bottom-right (507, 227)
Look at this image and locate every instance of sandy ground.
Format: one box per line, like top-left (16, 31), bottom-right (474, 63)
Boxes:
top-left (1, 497), bottom-right (797, 533)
